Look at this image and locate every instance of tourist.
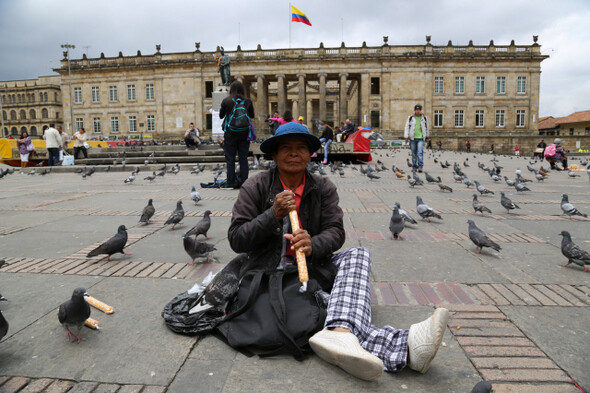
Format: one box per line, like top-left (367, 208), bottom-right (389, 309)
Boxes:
top-left (546, 138), bottom-right (568, 170)
top-left (228, 122), bottom-right (449, 381)
top-left (489, 144), bottom-right (495, 154)
top-left (404, 104), bottom-right (429, 172)
top-left (43, 122), bottom-right (62, 167)
top-left (183, 123), bottom-right (200, 150)
top-left (536, 138), bottom-right (547, 160)
top-left (73, 127), bottom-right (89, 159)
top-left (297, 116), bottom-right (305, 125)
top-left (57, 126), bottom-right (69, 150)
top-left (317, 120), bottom-right (334, 164)
top-left (268, 110), bottom-right (296, 127)
top-left (219, 80), bottom-right (254, 189)
top-left (466, 140), bottom-right (471, 152)
top-left (340, 118), bottom-right (356, 142)
top-left (514, 145), bottom-right (520, 156)
top-left (16, 130), bottom-right (33, 170)
top-left (267, 111), bottom-right (280, 135)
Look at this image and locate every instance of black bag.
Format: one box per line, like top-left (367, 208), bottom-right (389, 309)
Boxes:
top-left (216, 265), bottom-right (327, 360)
top-left (161, 291), bottom-right (225, 335)
top-left (224, 98), bottom-right (251, 133)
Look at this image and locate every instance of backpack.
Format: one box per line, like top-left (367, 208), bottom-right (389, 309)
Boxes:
top-left (544, 144), bottom-right (556, 158)
top-left (224, 98), bottom-right (251, 133)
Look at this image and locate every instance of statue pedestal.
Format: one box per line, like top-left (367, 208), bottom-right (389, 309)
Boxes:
top-left (211, 86), bottom-right (229, 138)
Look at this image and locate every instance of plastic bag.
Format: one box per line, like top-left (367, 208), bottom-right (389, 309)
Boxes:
top-left (161, 289), bottom-right (225, 335)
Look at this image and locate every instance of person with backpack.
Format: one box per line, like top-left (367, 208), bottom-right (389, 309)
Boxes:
top-left (545, 138), bottom-right (568, 170)
top-left (404, 104), bottom-right (429, 172)
top-left (219, 80), bottom-right (255, 189)
top-left (227, 122), bottom-right (449, 381)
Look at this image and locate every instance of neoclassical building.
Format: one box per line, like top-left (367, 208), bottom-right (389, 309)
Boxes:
top-left (1, 76), bottom-right (63, 138)
top-left (51, 36), bottom-right (547, 139)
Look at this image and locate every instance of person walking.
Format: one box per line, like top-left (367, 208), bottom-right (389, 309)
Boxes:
top-left (43, 122), bottom-right (62, 166)
top-left (16, 130), bottom-right (33, 170)
top-left (219, 80), bottom-right (254, 189)
top-left (466, 140), bottom-right (471, 152)
top-left (404, 104), bottom-right (429, 173)
top-left (73, 127), bottom-right (89, 159)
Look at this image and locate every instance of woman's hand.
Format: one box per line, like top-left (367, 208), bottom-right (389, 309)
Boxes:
top-left (284, 228), bottom-right (312, 257)
top-left (273, 190), bottom-right (295, 221)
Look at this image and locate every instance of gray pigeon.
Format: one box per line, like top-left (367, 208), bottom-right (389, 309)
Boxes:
top-left (463, 175), bottom-right (474, 188)
top-left (474, 181), bottom-right (494, 195)
top-left (412, 171), bottom-right (424, 185)
top-left (472, 194), bottom-right (492, 215)
top-left (438, 183), bottom-right (453, 192)
top-left (468, 220), bottom-right (501, 253)
top-left (87, 225), bottom-right (129, 261)
top-left (389, 207), bottom-right (405, 240)
top-left (394, 202), bottom-right (418, 225)
top-left (424, 172), bottom-right (441, 183)
top-left (367, 172), bottom-right (380, 180)
top-left (188, 254), bottom-right (243, 315)
top-left (124, 172), bottom-right (136, 184)
top-left (165, 200), bottom-right (184, 230)
top-left (416, 196), bottom-right (442, 222)
top-left (407, 175), bottom-right (417, 187)
top-left (500, 192), bottom-right (520, 214)
top-left (0, 309), bottom-right (8, 342)
top-left (183, 210), bottom-right (212, 239)
top-left (190, 186), bottom-right (202, 205)
top-left (503, 176), bottom-right (515, 187)
top-left (183, 235), bottom-right (217, 264)
top-left (559, 231), bottom-right (590, 272)
top-left (139, 199), bottom-right (155, 224)
top-left (58, 287), bottom-right (91, 343)
top-left (471, 381), bottom-right (492, 393)
top-left (560, 194), bottom-right (587, 219)
top-left (144, 171), bottom-right (157, 182)
top-left (514, 179), bottom-right (530, 192)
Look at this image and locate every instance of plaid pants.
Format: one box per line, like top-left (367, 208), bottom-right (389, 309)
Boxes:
top-left (319, 247), bottom-right (409, 372)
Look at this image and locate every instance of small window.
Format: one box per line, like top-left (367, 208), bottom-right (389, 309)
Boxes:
top-left (93, 117), bottom-right (101, 133)
top-left (54, 92), bottom-right (58, 102)
top-left (2, 111), bottom-right (6, 121)
top-left (516, 110), bottom-right (526, 127)
top-left (91, 86), bottom-right (100, 103)
top-left (111, 117), bottom-right (119, 133)
top-left (496, 76), bottom-right (506, 94)
top-left (476, 76), bottom-right (485, 94)
top-left (128, 115), bottom-right (137, 132)
top-left (20, 110), bottom-right (26, 120)
top-left (455, 77), bottom-right (464, 94)
top-left (31, 94), bottom-right (35, 103)
top-left (475, 110), bottom-right (485, 127)
top-left (517, 76), bottom-right (526, 94)
top-left (585, 127), bottom-right (590, 136)
top-left (370, 110), bottom-right (380, 128)
top-left (569, 128), bottom-right (574, 136)
top-left (75, 118), bottom-right (84, 130)
top-left (74, 87), bottom-right (82, 104)
top-left (495, 110), bottom-right (505, 127)
top-left (206, 113), bottom-right (212, 130)
top-left (127, 85), bottom-right (136, 101)
top-left (434, 76), bottom-right (444, 94)
top-left (10, 110), bottom-right (17, 120)
top-left (434, 110), bottom-right (443, 127)
top-left (43, 92), bottom-right (48, 102)
top-left (29, 109), bottom-right (36, 119)
top-left (371, 77), bottom-right (380, 95)
top-left (454, 110), bottom-right (464, 127)
top-left (109, 86), bottom-right (118, 102)
top-left (41, 108), bottom-right (48, 119)
top-left (205, 81), bottom-right (213, 98)
top-left (145, 84), bottom-right (154, 100)
top-left (147, 115), bottom-right (155, 131)
top-left (30, 126), bottom-right (37, 136)
top-left (11, 127), bottom-right (18, 136)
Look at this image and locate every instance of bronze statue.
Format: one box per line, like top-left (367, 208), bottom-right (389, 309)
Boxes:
top-left (218, 47), bottom-right (231, 86)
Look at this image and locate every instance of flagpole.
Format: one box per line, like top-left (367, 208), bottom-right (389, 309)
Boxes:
top-left (289, 2), bottom-right (292, 48)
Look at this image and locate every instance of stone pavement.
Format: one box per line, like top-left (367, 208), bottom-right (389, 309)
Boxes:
top-left (1, 149), bottom-right (589, 393)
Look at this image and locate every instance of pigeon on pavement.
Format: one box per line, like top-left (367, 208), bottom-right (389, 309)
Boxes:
top-left (144, 171), bottom-right (157, 182)
top-left (183, 235), bottom-right (217, 264)
top-left (0, 310), bottom-right (8, 342)
top-left (471, 381), bottom-right (493, 393)
top-left (559, 230), bottom-right (590, 272)
top-left (139, 199), bottom-right (155, 224)
top-left (407, 175), bottom-right (417, 187)
top-left (188, 254), bottom-right (243, 315)
top-left (190, 186), bottom-right (202, 205)
top-left (475, 180), bottom-right (495, 195)
top-left (463, 175), bottom-right (474, 188)
top-left (165, 200), bottom-right (185, 230)
top-left (438, 183), bottom-right (453, 192)
top-left (394, 202), bottom-right (418, 225)
top-left (416, 196), bottom-right (442, 222)
top-left (503, 176), bottom-right (515, 187)
top-left (500, 192), bottom-right (520, 214)
top-left (58, 287), bottom-right (91, 343)
top-left (514, 179), bottom-right (530, 192)
top-left (367, 172), bottom-right (380, 180)
top-left (124, 172), bottom-right (136, 184)
top-left (468, 220), bottom-right (501, 254)
top-left (560, 194), bottom-right (587, 219)
top-left (424, 172), bottom-right (441, 183)
top-left (472, 194), bottom-right (492, 215)
top-left (87, 225), bottom-right (130, 261)
top-left (183, 210), bottom-right (212, 239)
top-left (389, 206), bottom-right (405, 240)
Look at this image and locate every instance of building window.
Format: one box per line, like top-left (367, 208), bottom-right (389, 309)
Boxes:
top-left (111, 117), bottom-right (119, 133)
top-left (516, 110), bottom-right (526, 127)
top-left (91, 86), bottom-right (100, 103)
top-left (41, 108), bottom-right (48, 119)
top-left (20, 110), bottom-right (26, 120)
top-left (569, 128), bottom-right (574, 136)
top-left (30, 126), bottom-right (37, 136)
top-left (2, 111), bottom-right (6, 121)
top-left (145, 84), bottom-right (154, 100)
top-left (109, 86), bottom-right (118, 102)
top-left (434, 76), bottom-right (444, 94)
top-left (10, 110), bottom-right (16, 120)
top-left (31, 93), bottom-right (35, 103)
top-left (75, 118), bottom-right (84, 130)
top-left (517, 76), bottom-right (527, 94)
top-left (127, 85), bottom-right (136, 101)
top-left (475, 110), bottom-right (485, 127)
top-left (44, 92), bottom-right (48, 102)
top-left (147, 115), bottom-right (155, 132)
top-left (93, 117), bottom-right (101, 133)
top-left (495, 110), bottom-right (505, 127)
top-left (128, 115), bottom-right (137, 132)
top-left (370, 110), bottom-right (380, 128)
top-left (455, 77), bottom-right (464, 94)
top-left (496, 76), bottom-right (506, 94)
top-left (585, 127), bottom-right (590, 136)
top-left (205, 81), bottom-right (213, 98)
top-left (434, 110), bottom-right (443, 127)
top-left (206, 113), bottom-right (212, 130)
top-left (371, 77), bottom-right (380, 95)
top-left (54, 92), bottom-right (58, 102)
top-left (454, 110), bottom-right (464, 127)
top-left (74, 87), bottom-right (82, 104)
top-left (476, 76), bottom-right (485, 93)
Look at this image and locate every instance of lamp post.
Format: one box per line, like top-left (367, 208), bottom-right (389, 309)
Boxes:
top-left (61, 43), bottom-right (75, 132)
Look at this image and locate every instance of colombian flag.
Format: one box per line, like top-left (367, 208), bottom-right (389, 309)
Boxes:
top-left (291, 5), bottom-right (312, 26)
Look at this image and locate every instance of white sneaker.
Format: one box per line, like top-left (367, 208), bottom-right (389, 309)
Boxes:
top-left (309, 329), bottom-right (383, 381)
top-left (407, 308), bottom-right (449, 373)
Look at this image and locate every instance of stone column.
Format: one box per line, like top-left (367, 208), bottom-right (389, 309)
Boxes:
top-left (256, 74), bottom-right (268, 131)
top-left (276, 73), bottom-right (286, 115)
top-left (360, 73), bottom-right (370, 126)
top-left (339, 72), bottom-right (348, 124)
top-left (318, 72), bottom-right (327, 122)
top-left (306, 99), bottom-right (313, 130)
top-left (297, 73), bottom-right (307, 122)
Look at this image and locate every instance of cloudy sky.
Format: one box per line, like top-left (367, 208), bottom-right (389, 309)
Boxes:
top-left (1, 0), bottom-right (588, 117)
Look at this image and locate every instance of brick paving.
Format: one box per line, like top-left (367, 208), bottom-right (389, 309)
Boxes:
top-left (0, 378), bottom-right (166, 393)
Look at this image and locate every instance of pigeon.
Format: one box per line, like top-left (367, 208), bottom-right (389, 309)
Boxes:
top-left (139, 199), bottom-right (155, 224)
top-left (534, 170), bottom-right (544, 182)
top-left (165, 200), bottom-right (184, 230)
top-left (182, 235), bottom-right (217, 264)
top-left (416, 196), bottom-right (442, 222)
top-left (472, 194), bottom-right (492, 215)
top-left (338, 168), bottom-right (345, 177)
top-left (407, 175), bottom-right (417, 187)
top-left (81, 167), bottom-right (87, 179)
top-left (438, 183), bottom-right (453, 192)
top-left (424, 172), bottom-right (441, 183)
top-left (124, 172), bottom-right (136, 184)
top-left (471, 381), bottom-right (493, 393)
top-left (183, 210), bottom-right (212, 239)
top-left (503, 176), bottom-right (515, 187)
top-left (559, 231), bottom-right (590, 271)
top-left (500, 192), bottom-right (520, 214)
top-left (86, 167), bottom-right (96, 177)
top-left (188, 254), bottom-right (243, 315)
top-left (412, 172), bottom-right (424, 185)
top-left (86, 225), bottom-right (130, 261)
top-left (394, 167), bottom-right (405, 178)
top-left (0, 291), bottom-right (6, 301)
top-left (58, 287), bottom-right (91, 343)
top-left (367, 172), bottom-right (380, 180)
top-left (28, 168), bottom-right (36, 176)
top-left (514, 179), bottom-right (530, 192)
top-left (467, 220), bottom-right (501, 253)
top-left (475, 181), bottom-right (494, 195)
top-left (0, 309), bottom-right (7, 342)
top-left (389, 206), bottom-right (405, 240)
top-left (103, 165), bottom-right (111, 172)
top-left (394, 202), bottom-right (418, 225)
top-left (452, 172), bottom-right (463, 182)
top-left (156, 169), bottom-right (166, 177)
top-left (463, 175), bottom-right (474, 188)
top-left (144, 171), bottom-right (157, 182)
top-left (560, 194), bottom-right (587, 219)
top-left (190, 186), bottom-right (202, 205)
top-left (568, 170), bottom-right (580, 178)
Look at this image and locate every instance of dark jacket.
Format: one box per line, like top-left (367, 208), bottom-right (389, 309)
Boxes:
top-left (219, 96), bottom-right (255, 128)
top-left (228, 167), bottom-right (345, 291)
top-left (319, 126), bottom-right (334, 141)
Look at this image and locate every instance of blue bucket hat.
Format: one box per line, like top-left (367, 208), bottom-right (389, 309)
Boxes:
top-left (260, 122), bottom-right (321, 155)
